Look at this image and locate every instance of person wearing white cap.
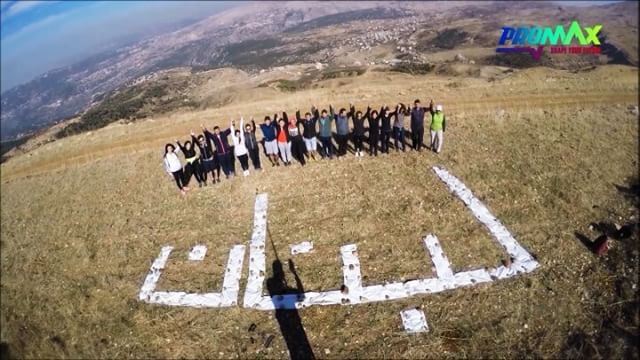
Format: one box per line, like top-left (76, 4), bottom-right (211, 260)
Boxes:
top-left (430, 104), bottom-right (446, 153)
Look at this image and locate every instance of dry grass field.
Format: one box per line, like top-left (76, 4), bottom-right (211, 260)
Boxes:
top-left (1, 65), bottom-right (638, 358)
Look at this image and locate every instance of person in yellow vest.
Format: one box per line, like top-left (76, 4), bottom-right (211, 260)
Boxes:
top-left (430, 104), bottom-right (446, 153)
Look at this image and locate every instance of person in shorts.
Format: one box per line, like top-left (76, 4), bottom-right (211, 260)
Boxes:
top-left (297, 106), bottom-right (318, 160)
top-left (259, 115), bottom-right (280, 167)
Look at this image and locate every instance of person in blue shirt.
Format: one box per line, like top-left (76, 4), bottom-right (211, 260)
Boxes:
top-left (259, 115), bottom-right (280, 167)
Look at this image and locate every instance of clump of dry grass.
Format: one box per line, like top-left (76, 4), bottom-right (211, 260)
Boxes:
top-left (0, 66), bottom-right (638, 358)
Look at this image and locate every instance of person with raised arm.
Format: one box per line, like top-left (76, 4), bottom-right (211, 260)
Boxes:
top-left (259, 115), bottom-right (280, 167)
top-left (317, 107), bottom-right (333, 159)
top-left (393, 103), bottom-right (409, 152)
top-left (274, 112), bottom-right (293, 166)
top-left (191, 130), bottom-right (219, 185)
top-left (163, 143), bottom-right (190, 196)
top-left (297, 106), bottom-right (319, 160)
top-left (230, 117), bottom-right (251, 176)
top-left (366, 105), bottom-right (383, 157)
top-left (350, 103), bottom-right (366, 157)
top-left (331, 104), bottom-right (350, 158)
top-left (410, 99), bottom-right (433, 151)
top-left (176, 137), bottom-right (205, 187)
top-left (203, 122), bottom-right (235, 178)
top-left (429, 102), bottom-right (447, 154)
top-left (380, 105), bottom-right (393, 154)
top-left (244, 117), bottom-right (262, 171)
top-left (287, 111), bottom-right (306, 166)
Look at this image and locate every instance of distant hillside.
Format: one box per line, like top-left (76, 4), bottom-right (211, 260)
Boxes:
top-left (0, 0), bottom-right (637, 141)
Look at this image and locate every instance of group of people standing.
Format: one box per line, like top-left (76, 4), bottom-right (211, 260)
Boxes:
top-left (163, 99), bottom-right (446, 195)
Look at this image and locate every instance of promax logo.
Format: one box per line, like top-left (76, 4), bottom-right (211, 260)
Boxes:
top-left (496, 21), bottom-right (603, 60)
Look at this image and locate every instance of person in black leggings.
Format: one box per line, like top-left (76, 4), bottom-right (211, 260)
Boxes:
top-left (163, 143), bottom-right (190, 195)
top-left (330, 105), bottom-right (350, 157)
top-left (192, 131), bottom-right (218, 185)
top-left (366, 106), bottom-right (383, 157)
top-left (176, 138), bottom-right (205, 187)
top-left (380, 106), bottom-right (393, 154)
top-left (350, 103), bottom-right (366, 157)
top-left (392, 103), bottom-right (409, 152)
top-left (203, 124), bottom-right (234, 178)
top-left (244, 118), bottom-right (262, 171)
top-left (285, 111), bottom-right (306, 166)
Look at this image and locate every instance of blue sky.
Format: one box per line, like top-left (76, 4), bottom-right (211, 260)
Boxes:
top-left (0, 1), bottom-right (235, 92)
top-left (0, 1), bottom-right (620, 93)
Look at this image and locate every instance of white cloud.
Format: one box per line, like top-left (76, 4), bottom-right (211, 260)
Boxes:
top-left (1, 12), bottom-right (67, 43)
top-left (1, 1), bottom-right (235, 91)
top-left (1, 1), bottom-right (55, 21)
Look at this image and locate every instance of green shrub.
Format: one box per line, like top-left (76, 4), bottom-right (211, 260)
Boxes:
top-left (55, 83), bottom-right (190, 139)
top-left (319, 67), bottom-right (366, 80)
top-left (389, 63), bottom-right (435, 75)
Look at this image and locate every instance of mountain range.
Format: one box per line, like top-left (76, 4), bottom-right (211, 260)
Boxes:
top-left (1, 0), bottom-right (637, 140)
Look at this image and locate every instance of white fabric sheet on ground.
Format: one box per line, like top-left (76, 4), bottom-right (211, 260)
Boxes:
top-left (423, 234), bottom-right (453, 279)
top-left (431, 166), bottom-right (539, 278)
top-left (188, 245), bottom-right (207, 261)
top-left (138, 246), bottom-right (173, 301)
top-left (401, 308), bottom-right (429, 333)
top-left (243, 193), bottom-right (270, 308)
top-left (140, 166), bottom-right (540, 310)
top-left (290, 241), bottom-right (314, 255)
top-left (138, 244), bottom-right (246, 307)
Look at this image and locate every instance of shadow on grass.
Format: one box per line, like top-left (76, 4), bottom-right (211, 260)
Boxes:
top-left (574, 232), bottom-right (609, 254)
top-left (563, 179), bottom-right (640, 358)
top-left (266, 229), bottom-right (315, 360)
top-left (0, 342), bottom-right (10, 360)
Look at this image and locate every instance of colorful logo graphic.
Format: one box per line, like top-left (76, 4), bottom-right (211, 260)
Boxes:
top-left (496, 21), bottom-right (602, 60)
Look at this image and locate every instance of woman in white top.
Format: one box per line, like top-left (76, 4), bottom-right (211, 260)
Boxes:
top-left (230, 117), bottom-right (250, 176)
top-left (163, 143), bottom-right (190, 195)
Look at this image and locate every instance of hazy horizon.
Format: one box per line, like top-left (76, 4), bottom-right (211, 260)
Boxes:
top-left (0, 1), bottom-right (236, 93)
top-left (0, 0), bottom-right (620, 94)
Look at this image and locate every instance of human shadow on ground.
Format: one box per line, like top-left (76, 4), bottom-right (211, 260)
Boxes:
top-left (564, 178), bottom-right (640, 358)
top-left (266, 231), bottom-right (315, 360)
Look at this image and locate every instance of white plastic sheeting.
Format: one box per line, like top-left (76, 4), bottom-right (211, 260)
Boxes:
top-left (340, 244), bottom-right (363, 304)
top-left (243, 193), bottom-right (270, 308)
top-left (138, 244), bottom-right (246, 308)
top-left (188, 245), bottom-right (207, 261)
top-left (244, 235), bottom-right (492, 309)
top-left (244, 194), bottom-right (350, 310)
top-left (138, 246), bottom-right (173, 302)
top-left (243, 166), bottom-right (538, 308)
top-left (290, 241), bottom-right (314, 255)
top-left (432, 166), bottom-right (539, 278)
top-left (401, 308), bottom-right (429, 333)
top-left (423, 234), bottom-right (453, 279)
top-left (139, 166), bottom-right (539, 310)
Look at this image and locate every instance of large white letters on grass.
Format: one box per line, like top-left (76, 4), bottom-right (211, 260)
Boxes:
top-left (138, 244), bottom-right (246, 307)
top-left (138, 166), bottom-right (539, 309)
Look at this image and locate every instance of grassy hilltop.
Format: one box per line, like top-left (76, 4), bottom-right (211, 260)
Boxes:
top-left (0, 64), bottom-right (638, 358)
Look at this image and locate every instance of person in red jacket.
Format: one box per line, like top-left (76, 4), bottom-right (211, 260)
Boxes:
top-left (274, 112), bottom-right (293, 166)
